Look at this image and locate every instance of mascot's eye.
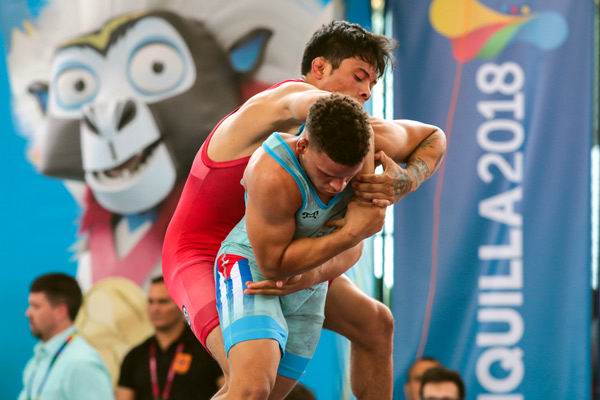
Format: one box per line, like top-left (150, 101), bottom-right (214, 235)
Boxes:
top-left (128, 42), bottom-right (185, 95)
top-left (54, 67), bottom-right (98, 109)
top-left (152, 62), bottom-right (165, 73)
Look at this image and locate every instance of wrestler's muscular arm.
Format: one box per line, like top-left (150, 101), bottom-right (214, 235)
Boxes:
top-left (244, 149), bottom-right (384, 281)
top-left (244, 243), bottom-right (363, 295)
top-left (354, 118), bottom-right (447, 205)
top-left (207, 82), bottom-right (333, 161)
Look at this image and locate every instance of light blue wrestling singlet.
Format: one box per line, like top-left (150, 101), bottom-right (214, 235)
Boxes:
top-left (215, 132), bottom-right (353, 380)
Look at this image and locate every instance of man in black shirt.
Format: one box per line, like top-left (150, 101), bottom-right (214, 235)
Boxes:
top-left (117, 276), bottom-right (221, 400)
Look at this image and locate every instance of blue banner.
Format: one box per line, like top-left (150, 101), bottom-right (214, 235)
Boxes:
top-left (391, 1), bottom-right (592, 398)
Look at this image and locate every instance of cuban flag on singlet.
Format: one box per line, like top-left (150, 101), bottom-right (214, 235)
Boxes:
top-left (215, 254), bottom-right (254, 325)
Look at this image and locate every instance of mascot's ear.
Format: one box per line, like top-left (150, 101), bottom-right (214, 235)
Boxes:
top-left (28, 81), bottom-right (49, 115)
top-left (229, 28), bottom-right (272, 77)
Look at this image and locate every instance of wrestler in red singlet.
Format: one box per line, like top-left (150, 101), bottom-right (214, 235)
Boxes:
top-left (162, 80), bottom-right (302, 349)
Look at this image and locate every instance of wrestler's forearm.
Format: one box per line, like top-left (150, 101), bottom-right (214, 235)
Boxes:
top-left (313, 242), bottom-right (364, 284)
top-left (405, 128), bottom-right (446, 191)
top-left (258, 227), bottom-right (362, 280)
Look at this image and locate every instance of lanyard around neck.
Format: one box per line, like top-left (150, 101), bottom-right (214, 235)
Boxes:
top-left (149, 341), bottom-right (185, 400)
top-left (27, 334), bottom-right (76, 400)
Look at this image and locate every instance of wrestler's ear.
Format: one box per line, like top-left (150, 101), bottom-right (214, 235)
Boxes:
top-left (310, 57), bottom-right (329, 80)
top-left (296, 137), bottom-right (309, 154)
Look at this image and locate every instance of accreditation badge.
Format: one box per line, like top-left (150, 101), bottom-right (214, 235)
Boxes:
top-left (173, 352), bottom-right (192, 374)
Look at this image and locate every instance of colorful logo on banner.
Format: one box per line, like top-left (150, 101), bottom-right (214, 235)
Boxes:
top-left (430, 0), bottom-right (568, 62)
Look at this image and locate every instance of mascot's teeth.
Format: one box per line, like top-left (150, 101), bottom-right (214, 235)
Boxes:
top-left (91, 140), bottom-right (160, 182)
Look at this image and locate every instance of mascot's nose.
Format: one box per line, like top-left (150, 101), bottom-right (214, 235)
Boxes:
top-left (117, 100), bottom-right (137, 131)
top-left (82, 100), bottom-right (137, 136)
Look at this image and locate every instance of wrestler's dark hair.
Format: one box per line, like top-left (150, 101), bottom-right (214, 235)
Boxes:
top-left (419, 367), bottom-right (466, 400)
top-left (30, 273), bottom-right (83, 321)
top-left (305, 93), bottom-right (370, 166)
top-left (301, 20), bottom-right (395, 78)
top-left (151, 275), bottom-right (165, 285)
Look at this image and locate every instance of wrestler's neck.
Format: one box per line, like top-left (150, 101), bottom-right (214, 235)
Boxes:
top-left (303, 74), bottom-right (317, 87)
top-left (155, 320), bottom-right (185, 350)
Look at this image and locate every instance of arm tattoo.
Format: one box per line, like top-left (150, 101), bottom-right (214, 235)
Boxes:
top-left (416, 130), bottom-right (444, 172)
top-left (393, 170), bottom-right (413, 196)
top-left (407, 157), bottom-right (431, 188)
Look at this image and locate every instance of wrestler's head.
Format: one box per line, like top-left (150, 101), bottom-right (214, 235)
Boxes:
top-left (26, 273), bottom-right (82, 342)
top-left (147, 276), bottom-right (183, 332)
top-left (297, 93), bottom-right (370, 197)
top-left (301, 21), bottom-right (395, 104)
